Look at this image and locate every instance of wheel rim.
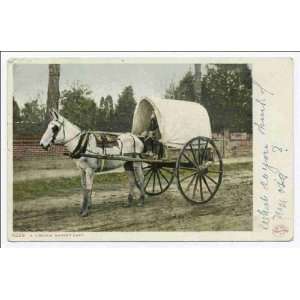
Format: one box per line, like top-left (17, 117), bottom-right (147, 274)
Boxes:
top-left (142, 163), bottom-right (174, 195)
top-left (176, 136), bottom-right (223, 204)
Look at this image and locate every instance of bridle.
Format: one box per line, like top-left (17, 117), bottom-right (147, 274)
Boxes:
top-left (51, 118), bottom-right (82, 146)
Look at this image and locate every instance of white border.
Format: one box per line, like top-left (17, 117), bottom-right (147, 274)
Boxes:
top-left (1, 52), bottom-right (299, 247)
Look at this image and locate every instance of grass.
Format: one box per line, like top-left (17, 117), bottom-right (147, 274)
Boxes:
top-left (13, 161), bottom-right (253, 202)
top-left (13, 172), bottom-right (128, 202)
top-left (14, 158), bottom-right (75, 172)
top-left (223, 161), bottom-right (252, 172)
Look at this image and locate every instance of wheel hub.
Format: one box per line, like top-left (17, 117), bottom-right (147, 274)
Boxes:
top-left (197, 166), bottom-right (208, 176)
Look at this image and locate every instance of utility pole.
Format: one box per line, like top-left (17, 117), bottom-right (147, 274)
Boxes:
top-left (46, 64), bottom-right (60, 118)
top-left (194, 64), bottom-right (202, 103)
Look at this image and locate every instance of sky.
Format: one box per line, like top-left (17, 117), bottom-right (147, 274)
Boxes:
top-left (13, 64), bottom-right (193, 107)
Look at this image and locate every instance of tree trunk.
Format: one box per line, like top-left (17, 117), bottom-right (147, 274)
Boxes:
top-left (46, 64), bottom-right (60, 118)
top-left (194, 64), bottom-right (202, 103)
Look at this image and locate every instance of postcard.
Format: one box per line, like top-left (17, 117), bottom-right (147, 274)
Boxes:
top-left (5, 57), bottom-right (293, 241)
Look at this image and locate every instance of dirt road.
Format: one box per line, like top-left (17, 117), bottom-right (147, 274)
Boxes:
top-left (13, 165), bottom-right (252, 232)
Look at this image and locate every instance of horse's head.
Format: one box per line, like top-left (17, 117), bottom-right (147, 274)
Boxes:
top-left (40, 109), bottom-right (65, 150)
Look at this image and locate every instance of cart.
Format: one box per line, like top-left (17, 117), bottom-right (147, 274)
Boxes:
top-left (83, 97), bottom-right (223, 204)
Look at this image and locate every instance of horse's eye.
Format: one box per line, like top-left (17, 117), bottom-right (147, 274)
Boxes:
top-left (52, 125), bottom-right (59, 134)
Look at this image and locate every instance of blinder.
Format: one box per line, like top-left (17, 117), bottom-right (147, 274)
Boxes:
top-left (51, 124), bottom-right (60, 143)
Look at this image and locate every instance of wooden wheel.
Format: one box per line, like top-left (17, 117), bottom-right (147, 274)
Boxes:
top-left (176, 136), bottom-right (223, 204)
top-left (140, 162), bottom-right (175, 195)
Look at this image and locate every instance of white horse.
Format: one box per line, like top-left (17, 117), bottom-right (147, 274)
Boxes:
top-left (40, 109), bottom-right (145, 217)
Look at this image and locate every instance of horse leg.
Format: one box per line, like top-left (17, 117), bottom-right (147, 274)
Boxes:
top-left (124, 162), bottom-right (134, 207)
top-left (80, 169), bottom-right (87, 215)
top-left (134, 162), bottom-right (145, 207)
top-left (80, 168), bottom-right (94, 217)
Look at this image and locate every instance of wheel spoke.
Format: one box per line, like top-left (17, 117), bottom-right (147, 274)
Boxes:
top-left (199, 176), bottom-right (204, 202)
top-left (182, 152), bottom-right (198, 169)
top-left (205, 174), bottom-right (218, 185)
top-left (202, 175), bottom-right (212, 195)
top-left (144, 168), bottom-right (152, 178)
top-left (198, 138), bottom-right (201, 165)
top-left (201, 141), bottom-right (208, 163)
top-left (145, 171), bottom-right (154, 189)
top-left (161, 167), bottom-right (173, 175)
top-left (156, 170), bottom-right (163, 192)
top-left (186, 173), bottom-right (197, 192)
top-left (152, 171), bottom-right (156, 192)
top-left (158, 168), bottom-right (169, 185)
top-left (192, 175), bottom-right (199, 199)
top-left (180, 171), bottom-right (197, 183)
top-left (190, 144), bottom-right (198, 165)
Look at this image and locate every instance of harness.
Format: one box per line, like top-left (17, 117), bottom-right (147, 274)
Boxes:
top-left (69, 132), bottom-right (90, 159)
top-left (52, 118), bottom-right (90, 159)
top-left (52, 118), bottom-right (141, 160)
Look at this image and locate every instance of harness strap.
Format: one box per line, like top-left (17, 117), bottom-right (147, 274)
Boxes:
top-left (130, 134), bottom-right (136, 157)
top-left (70, 132), bottom-right (90, 159)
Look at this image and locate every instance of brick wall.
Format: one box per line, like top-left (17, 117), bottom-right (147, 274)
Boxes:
top-left (13, 138), bottom-right (68, 160)
top-left (13, 133), bottom-right (252, 160)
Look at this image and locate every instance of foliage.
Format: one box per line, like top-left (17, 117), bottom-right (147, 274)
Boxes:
top-left (97, 95), bottom-right (115, 131)
top-left (165, 71), bottom-right (196, 102)
top-left (201, 65), bottom-right (252, 133)
top-left (21, 99), bottom-right (46, 124)
top-left (164, 81), bottom-right (176, 99)
top-left (164, 64), bottom-right (252, 133)
top-left (13, 84), bottom-right (138, 137)
top-left (13, 98), bottom-right (46, 136)
top-left (13, 97), bottom-right (21, 132)
top-left (114, 86), bottom-right (136, 131)
top-left (60, 84), bottom-right (97, 130)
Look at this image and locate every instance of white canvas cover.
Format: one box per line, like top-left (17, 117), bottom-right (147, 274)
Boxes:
top-left (132, 97), bottom-right (212, 147)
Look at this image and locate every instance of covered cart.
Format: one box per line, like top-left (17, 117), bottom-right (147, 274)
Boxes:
top-left (82, 97), bottom-right (223, 204)
top-left (131, 97), bottom-right (223, 204)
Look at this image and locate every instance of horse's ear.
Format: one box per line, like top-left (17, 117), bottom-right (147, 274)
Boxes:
top-left (49, 109), bottom-right (55, 120)
top-left (50, 109), bottom-right (59, 120)
top-left (53, 109), bottom-right (59, 120)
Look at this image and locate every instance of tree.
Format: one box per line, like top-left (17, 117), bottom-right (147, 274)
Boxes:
top-left (164, 71), bottom-right (196, 102)
top-left (175, 71), bottom-right (196, 101)
top-left (114, 86), bottom-right (136, 131)
top-left (13, 97), bottom-right (21, 133)
top-left (100, 95), bottom-right (114, 118)
top-left (164, 81), bottom-right (176, 99)
top-left (201, 64), bottom-right (252, 133)
top-left (46, 64), bottom-right (60, 118)
top-left (60, 84), bottom-right (97, 130)
top-left (20, 99), bottom-right (46, 135)
top-left (97, 95), bottom-right (115, 130)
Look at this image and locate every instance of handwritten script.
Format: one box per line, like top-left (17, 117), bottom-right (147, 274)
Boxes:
top-left (254, 81), bottom-right (288, 232)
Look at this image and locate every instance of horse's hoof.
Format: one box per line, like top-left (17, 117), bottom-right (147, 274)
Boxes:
top-left (137, 202), bottom-right (144, 207)
top-left (80, 210), bottom-right (89, 217)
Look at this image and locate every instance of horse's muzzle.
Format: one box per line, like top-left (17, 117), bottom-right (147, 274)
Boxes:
top-left (40, 143), bottom-right (50, 151)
